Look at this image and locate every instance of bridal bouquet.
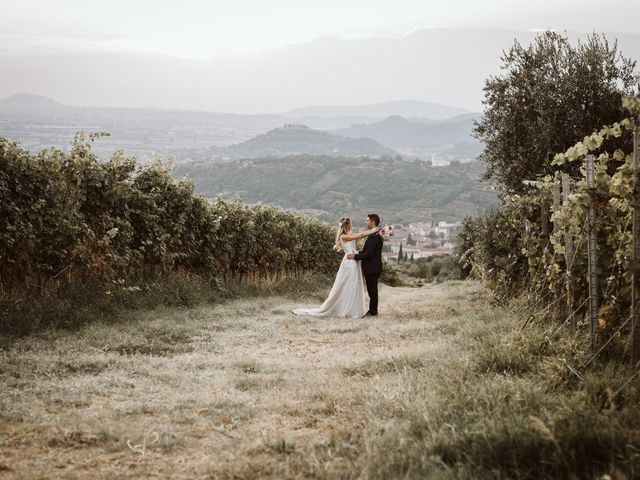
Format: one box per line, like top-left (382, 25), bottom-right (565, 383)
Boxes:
top-left (378, 225), bottom-right (393, 241)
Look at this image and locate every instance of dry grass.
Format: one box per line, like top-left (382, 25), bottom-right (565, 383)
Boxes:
top-left (0, 282), bottom-right (472, 479)
top-left (1, 280), bottom-right (638, 479)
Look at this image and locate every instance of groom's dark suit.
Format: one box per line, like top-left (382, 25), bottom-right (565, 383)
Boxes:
top-left (354, 232), bottom-right (383, 315)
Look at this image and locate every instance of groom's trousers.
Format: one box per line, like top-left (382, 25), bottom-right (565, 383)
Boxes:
top-left (364, 272), bottom-right (381, 314)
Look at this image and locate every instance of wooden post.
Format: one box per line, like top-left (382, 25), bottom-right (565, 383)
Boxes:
top-left (540, 195), bottom-right (549, 237)
top-left (562, 173), bottom-right (576, 328)
top-left (632, 126), bottom-right (640, 367)
top-left (550, 183), bottom-right (563, 320)
top-left (552, 184), bottom-right (561, 232)
top-left (586, 154), bottom-right (599, 349)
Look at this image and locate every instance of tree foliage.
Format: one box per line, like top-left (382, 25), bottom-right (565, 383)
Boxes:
top-left (474, 31), bottom-right (639, 193)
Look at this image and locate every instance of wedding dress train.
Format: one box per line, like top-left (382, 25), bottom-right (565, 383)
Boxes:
top-left (293, 240), bottom-right (365, 319)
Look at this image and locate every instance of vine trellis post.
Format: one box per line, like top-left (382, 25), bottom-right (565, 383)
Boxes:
top-left (540, 195), bottom-right (549, 237)
top-left (585, 154), bottom-right (599, 349)
top-left (551, 183), bottom-right (561, 240)
top-left (550, 183), bottom-right (563, 320)
top-left (561, 173), bottom-right (576, 329)
top-left (632, 125), bottom-right (640, 367)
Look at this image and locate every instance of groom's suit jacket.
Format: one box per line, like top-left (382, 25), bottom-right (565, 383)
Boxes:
top-left (354, 232), bottom-right (383, 275)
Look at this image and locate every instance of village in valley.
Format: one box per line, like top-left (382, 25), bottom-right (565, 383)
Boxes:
top-left (381, 220), bottom-right (462, 262)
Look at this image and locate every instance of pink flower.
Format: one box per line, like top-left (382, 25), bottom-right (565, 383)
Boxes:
top-left (378, 225), bottom-right (393, 240)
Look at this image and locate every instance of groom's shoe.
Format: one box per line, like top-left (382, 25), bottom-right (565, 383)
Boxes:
top-left (364, 311), bottom-right (378, 317)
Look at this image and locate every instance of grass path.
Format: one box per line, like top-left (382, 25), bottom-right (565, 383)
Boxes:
top-left (0, 282), bottom-right (485, 478)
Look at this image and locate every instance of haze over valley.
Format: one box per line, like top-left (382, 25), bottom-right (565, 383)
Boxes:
top-left (2, 23), bottom-right (638, 227)
top-left (0, 93), bottom-right (482, 165)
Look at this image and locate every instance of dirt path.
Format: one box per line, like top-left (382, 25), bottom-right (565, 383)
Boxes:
top-left (0, 281), bottom-right (484, 479)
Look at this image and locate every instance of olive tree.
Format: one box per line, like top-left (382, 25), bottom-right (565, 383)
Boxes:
top-left (474, 31), bottom-right (639, 193)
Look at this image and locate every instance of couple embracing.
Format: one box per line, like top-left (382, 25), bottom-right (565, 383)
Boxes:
top-left (293, 213), bottom-right (386, 319)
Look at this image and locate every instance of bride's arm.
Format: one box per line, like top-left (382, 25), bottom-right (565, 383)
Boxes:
top-left (340, 228), bottom-right (379, 242)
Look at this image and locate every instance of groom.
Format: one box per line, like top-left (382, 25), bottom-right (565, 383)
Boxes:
top-left (347, 213), bottom-right (383, 317)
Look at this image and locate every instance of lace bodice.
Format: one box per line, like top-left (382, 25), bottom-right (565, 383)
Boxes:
top-left (342, 240), bottom-right (357, 255)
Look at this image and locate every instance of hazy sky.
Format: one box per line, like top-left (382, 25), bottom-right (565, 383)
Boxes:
top-left (1, 0), bottom-right (639, 112)
top-left (2, 0), bottom-right (639, 57)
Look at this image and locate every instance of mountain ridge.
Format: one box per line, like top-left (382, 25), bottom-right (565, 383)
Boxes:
top-left (283, 100), bottom-right (470, 120)
top-left (336, 115), bottom-right (481, 150)
top-left (0, 93), bottom-right (64, 111)
top-left (3, 29), bottom-right (638, 113)
top-left (0, 93), bottom-right (471, 123)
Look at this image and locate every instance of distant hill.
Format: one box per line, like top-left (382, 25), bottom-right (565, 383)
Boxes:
top-left (0, 94), bottom-right (477, 162)
top-left (0, 93), bottom-right (63, 114)
top-left (336, 115), bottom-right (481, 149)
top-left (172, 156), bottom-right (498, 224)
top-left (0, 94), bottom-right (291, 159)
top-left (284, 100), bottom-right (470, 121)
top-left (439, 112), bottom-right (482, 124)
top-left (220, 124), bottom-right (398, 159)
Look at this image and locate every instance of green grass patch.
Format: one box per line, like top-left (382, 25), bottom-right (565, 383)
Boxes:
top-left (342, 355), bottom-right (429, 377)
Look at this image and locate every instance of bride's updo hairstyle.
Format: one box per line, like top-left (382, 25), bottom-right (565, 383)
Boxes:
top-left (334, 217), bottom-right (351, 252)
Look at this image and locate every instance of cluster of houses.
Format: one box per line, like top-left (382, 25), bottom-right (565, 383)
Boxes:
top-left (381, 221), bottom-right (462, 261)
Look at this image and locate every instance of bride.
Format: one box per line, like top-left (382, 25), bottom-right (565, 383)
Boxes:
top-left (293, 217), bottom-right (379, 319)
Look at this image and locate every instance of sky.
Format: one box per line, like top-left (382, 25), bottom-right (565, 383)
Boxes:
top-left (1, 0), bottom-right (639, 112)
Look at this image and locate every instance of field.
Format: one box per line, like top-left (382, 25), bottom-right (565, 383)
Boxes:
top-left (1, 281), bottom-right (638, 479)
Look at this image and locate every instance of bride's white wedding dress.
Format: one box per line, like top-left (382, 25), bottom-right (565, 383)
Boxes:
top-left (293, 240), bottom-right (365, 319)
